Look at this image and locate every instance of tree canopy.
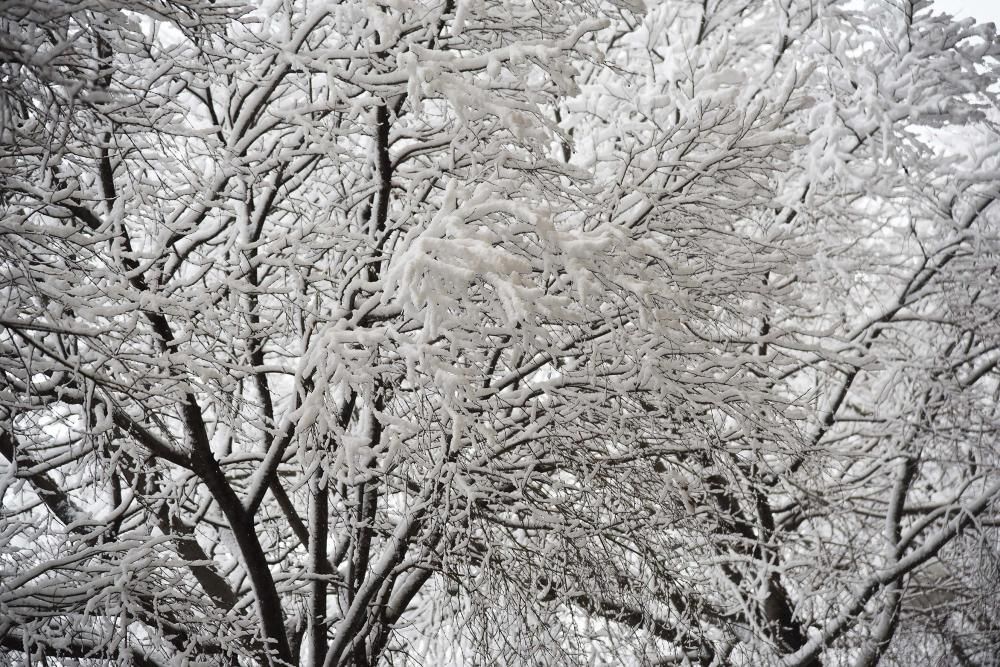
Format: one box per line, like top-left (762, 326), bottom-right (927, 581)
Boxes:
top-left (1, 0), bottom-right (999, 665)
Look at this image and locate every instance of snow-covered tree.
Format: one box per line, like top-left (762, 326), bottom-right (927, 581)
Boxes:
top-left (1, 0), bottom-right (998, 665)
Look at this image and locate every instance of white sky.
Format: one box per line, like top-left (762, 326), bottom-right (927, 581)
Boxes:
top-left (934, 0), bottom-right (1000, 24)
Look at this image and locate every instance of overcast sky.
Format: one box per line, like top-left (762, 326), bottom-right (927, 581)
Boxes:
top-left (934, 0), bottom-right (1000, 24)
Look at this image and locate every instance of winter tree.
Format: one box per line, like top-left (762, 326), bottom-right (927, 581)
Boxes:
top-left (1, 0), bottom-right (999, 665)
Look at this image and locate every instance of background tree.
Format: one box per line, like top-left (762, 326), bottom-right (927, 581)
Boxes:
top-left (1, 0), bottom-right (999, 666)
